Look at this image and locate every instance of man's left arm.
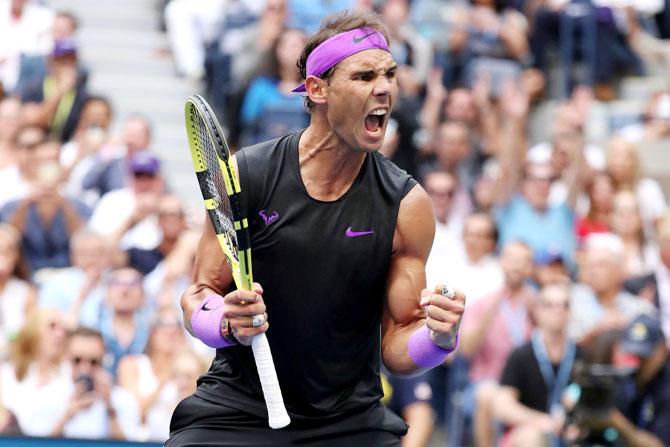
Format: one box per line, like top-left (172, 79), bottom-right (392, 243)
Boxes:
top-left (381, 184), bottom-right (466, 375)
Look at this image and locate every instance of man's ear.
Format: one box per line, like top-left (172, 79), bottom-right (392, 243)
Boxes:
top-left (305, 76), bottom-right (327, 106)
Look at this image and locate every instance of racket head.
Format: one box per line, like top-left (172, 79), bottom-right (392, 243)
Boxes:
top-left (184, 94), bottom-right (253, 291)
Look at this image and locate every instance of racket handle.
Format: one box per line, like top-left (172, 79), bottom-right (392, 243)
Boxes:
top-left (251, 333), bottom-right (291, 429)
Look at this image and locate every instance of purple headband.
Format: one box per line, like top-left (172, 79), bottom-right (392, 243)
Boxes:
top-left (292, 27), bottom-right (389, 93)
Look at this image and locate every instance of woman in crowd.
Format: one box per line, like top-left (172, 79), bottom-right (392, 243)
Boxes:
top-left (610, 191), bottom-right (659, 279)
top-left (239, 28), bottom-right (308, 146)
top-left (575, 171), bottom-right (614, 244)
top-left (0, 309), bottom-right (70, 436)
top-left (117, 308), bottom-right (185, 438)
top-left (606, 136), bottom-right (667, 236)
top-left (0, 223), bottom-right (36, 349)
top-left (143, 349), bottom-right (208, 441)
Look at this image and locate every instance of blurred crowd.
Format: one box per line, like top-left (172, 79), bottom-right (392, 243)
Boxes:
top-left (1, 0), bottom-right (670, 445)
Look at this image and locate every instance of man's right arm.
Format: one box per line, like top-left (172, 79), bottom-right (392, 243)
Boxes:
top-left (180, 214), bottom-right (267, 346)
top-left (180, 214), bottom-right (233, 335)
top-left (493, 386), bottom-right (555, 430)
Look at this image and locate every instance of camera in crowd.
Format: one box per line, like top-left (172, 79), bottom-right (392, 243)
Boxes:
top-left (564, 361), bottom-right (633, 446)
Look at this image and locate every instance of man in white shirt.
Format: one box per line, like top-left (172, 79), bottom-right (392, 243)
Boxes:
top-left (423, 170), bottom-right (465, 286)
top-left (88, 151), bottom-right (164, 250)
top-left (443, 212), bottom-right (504, 304)
top-left (51, 326), bottom-right (141, 440)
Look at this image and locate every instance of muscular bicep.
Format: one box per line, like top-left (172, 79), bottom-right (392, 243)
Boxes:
top-left (382, 184), bottom-right (435, 364)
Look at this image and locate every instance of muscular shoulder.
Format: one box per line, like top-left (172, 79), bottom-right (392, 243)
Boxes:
top-left (393, 183), bottom-right (435, 260)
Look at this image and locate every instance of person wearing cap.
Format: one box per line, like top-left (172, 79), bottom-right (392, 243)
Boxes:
top-left (612, 314), bottom-right (669, 446)
top-left (20, 37), bottom-right (88, 143)
top-left (169, 9), bottom-right (466, 446)
top-left (88, 152), bottom-right (164, 251)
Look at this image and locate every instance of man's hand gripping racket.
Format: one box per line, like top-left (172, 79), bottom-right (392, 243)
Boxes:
top-left (184, 94), bottom-right (290, 429)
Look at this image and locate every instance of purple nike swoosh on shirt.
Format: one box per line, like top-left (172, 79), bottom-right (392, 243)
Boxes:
top-left (345, 227), bottom-right (375, 238)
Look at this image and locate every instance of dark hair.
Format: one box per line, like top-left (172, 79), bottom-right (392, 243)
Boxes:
top-left (297, 10), bottom-right (390, 111)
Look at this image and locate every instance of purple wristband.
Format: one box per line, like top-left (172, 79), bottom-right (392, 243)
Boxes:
top-left (408, 326), bottom-right (458, 369)
top-left (191, 294), bottom-right (236, 348)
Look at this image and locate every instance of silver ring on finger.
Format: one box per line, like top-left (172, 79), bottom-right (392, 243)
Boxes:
top-left (440, 284), bottom-right (455, 300)
top-left (252, 314), bottom-right (264, 328)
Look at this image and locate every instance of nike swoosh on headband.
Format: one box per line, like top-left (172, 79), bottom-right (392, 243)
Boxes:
top-left (353, 32), bottom-right (376, 43)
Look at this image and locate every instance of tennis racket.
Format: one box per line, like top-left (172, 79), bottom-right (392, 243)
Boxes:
top-left (184, 94), bottom-right (290, 429)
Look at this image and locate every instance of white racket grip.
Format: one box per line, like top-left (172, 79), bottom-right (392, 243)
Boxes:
top-left (251, 333), bottom-right (291, 429)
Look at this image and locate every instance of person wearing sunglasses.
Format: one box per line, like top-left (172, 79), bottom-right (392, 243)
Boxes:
top-left (51, 326), bottom-right (141, 441)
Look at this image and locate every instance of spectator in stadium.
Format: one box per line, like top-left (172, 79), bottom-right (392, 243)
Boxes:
top-left (143, 228), bottom-right (199, 313)
top-left (0, 223), bottom-right (35, 349)
top-left (1, 144), bottom-right (91, 277)
top-left (51, 326), bottom-right (141, 440)
top-left (494, 81), bottom-right (584, 269)
top-left (443, 212), bottom-right (503, 304)
top-left (617, 90), bottom-right (670, 143)
top-left (610, 190), bottom-right (659, 281)
top-left (0, 0), bottom-right (54, 93)
top-left (447, 0), bottom-right (530, 92)
top-left (612, 314), bottom-right (670, 446)
top-left (569, 233), bottom-right (655, 349)
top-left (0, 124), bottom-right (47, 208)
top-left (459, 240), bottom-right (536, 447)
top-left (124, 193), bottom-right (188, 275)
top-left (143, 349), bottom-right (208, 441)
top-left (162, 0), bottom-right (226, 80)
top-left (382, 370), bottom-right (435, 447)
top-left (117, 308), bottom-right (185, 434)
top-left (622, 214), bottom-right (670, 345)
top-left (98, 267), bottom-right (150, 375)
top-left (493, 283), bottom-right (579, 447)
top-left (533, 249), bottom-right (571, 289)
top-left (39, 229), bottom-right (109, 328)
top-left (88, 151), bottom-right (164, 251)
top-left (379, 0), bottom-right (432, 84)
top-left (0, 97), bottom-right (22, 171)
top-left (420, 120), bottom-right (478, 211)
top-left (60, 95), bottom-right (119, 206)
top-left (14, 9), bottom-right (79, 99)
top-left (239, 28), bottom-right (309, 146)
top-left (0, 141), bottom-right (91, 282)
top-left (575, 171), bottom-right (614, 244)
top-left (606, 136), bottom-right (667, 235)
top-left (0, 308), bottom-right (69, 436)
top-left (20, 38), bottom-right (88, 143)
top-left (424, 170), bottom-right (465, 287)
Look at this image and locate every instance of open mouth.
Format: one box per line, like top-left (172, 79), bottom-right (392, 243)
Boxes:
top-left (364, 108), bottom-right (387, 135)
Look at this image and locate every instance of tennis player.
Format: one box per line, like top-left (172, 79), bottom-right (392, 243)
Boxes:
top-left (167, 10), bottom-right (465, 447)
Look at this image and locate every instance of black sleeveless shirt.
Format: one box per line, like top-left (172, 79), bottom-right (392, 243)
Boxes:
top-left (194, 131), bottom-right (417, 425)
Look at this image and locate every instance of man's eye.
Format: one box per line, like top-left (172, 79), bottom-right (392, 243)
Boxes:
top-left (354, 74), bottom-right (374, 81)
top-left (387, 71), bottom-right (396, 79)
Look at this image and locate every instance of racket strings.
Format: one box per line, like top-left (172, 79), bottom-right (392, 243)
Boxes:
top-left (191, 108), bottom-right (240, 262)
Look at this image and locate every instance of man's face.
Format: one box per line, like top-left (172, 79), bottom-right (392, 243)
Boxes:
top-left (583, 248), bottom-right (622, 295)
top-left (423, 172), bottom-right (456, 224)
top-left (321, 49), bottom-right (397, 152)
top-left (535, 285), bottom-right (571, 333)
top-left (158, 197), bottom-right (186, 240)
top-left (463, 215), bottom-right (496, 261)
top-left (69, 335), bottom-right (105, 381)
top-left (522, 164), bottom-right (552, 211)
top-left (500, 242), bottom-right (533, 288)
top-left (107, 269), bottom-right (144, 314)
top-left (72, 235), bottom-right (107, 274)
top-left (435, 122), bottom-right (470, 168)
